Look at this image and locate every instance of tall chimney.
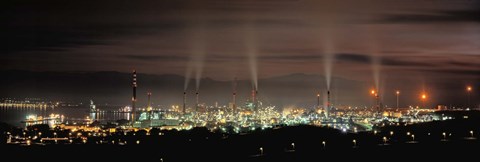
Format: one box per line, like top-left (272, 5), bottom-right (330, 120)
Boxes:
top-left (131, 70), bottom-right (137, 123)
top-left (147, 92), bottom-right (151, 111)
top-left (375, 93), bottom-right (380, 112)
top-left (326, 90), bottom-right (330, 118)
top-left (252, 89), bottom-right (258, 111)
top-left (317, 93), bottom-right (320, 109)
top-left (147, 92), bottom-right (152, 120)
top-left (233, 78), bottom-right (237, 113)
top-left (183, 91), bottom-right (187, 115)
top-left (195, 91), bottom-right (199, 112)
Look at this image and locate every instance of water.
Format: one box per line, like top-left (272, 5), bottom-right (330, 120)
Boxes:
top-left (0, 105), bottom-right (130, 127)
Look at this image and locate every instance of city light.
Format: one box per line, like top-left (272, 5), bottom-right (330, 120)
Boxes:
top-left (421, 93), bottom-right (427, 108)
top-left (467, 86), bottom-right (472, 108)
top-left (396, 90), bottom-right (400, 109)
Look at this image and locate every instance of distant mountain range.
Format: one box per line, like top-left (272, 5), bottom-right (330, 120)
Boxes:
top-left (0, 70), bottom-right (476, 109)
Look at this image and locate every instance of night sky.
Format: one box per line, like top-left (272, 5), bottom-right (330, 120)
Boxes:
top-left (2, 0), bottom-right (479, 107)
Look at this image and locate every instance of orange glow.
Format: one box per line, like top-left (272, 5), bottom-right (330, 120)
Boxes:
top-left (396, 91), bottom-right (400, 95)
top-left (317, 94), bottom-right (320, 97)
top-left (371, 90), bottom-right (375, 95)
top-left (467, 86), bottom-right (472, 91)
top-left (421, 94), bottom-right (426, 100)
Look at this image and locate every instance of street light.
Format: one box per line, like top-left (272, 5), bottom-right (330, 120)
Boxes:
top-left (467, 86), bottom-right (472, 108)
top-left (322, 141), bottom-right (326, 149)
top-left (470, 130), bottom-right (474, 137)
top-left (390, 131), bottom-right (394, 136)
top-left (421, 94), bottom-right (427, 108)
top-left (371, 90), bottom-right (379, 111)
top-left (259, 147), bottom-right (264, 155)
top-left (291, 142), bottom-right (295, 150)
top-left (442, 132), bottom-right (446, 140)
top-left (353, 139), bottom-right (357, 147)
top-left (411, 134), bottom-right (415, 141)
top-left (396, 91), bottom-right (400, 109)
top-left (383, 136), bottom-right (387, 145)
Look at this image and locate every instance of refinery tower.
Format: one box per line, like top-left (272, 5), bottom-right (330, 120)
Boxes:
top-left (131, 70), bottom-right (137, 123)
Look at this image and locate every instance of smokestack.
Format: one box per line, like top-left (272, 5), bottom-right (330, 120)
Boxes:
top-left (317, 93), bottom-right (320, 108)
top-left (147, 92), bottom-right (151, 111)
top-left (326, 90), bottom-right (330, 118)
top-left (252, 89), bottom-right (257, 111)
top-left (251, 89), bottom-right (255, 103)
top-left (131, 70), bottom-right (137, 123)
top-left (233, 78), bottom-right (237, 113)
top-left (147, 92), bottom-right (152, 120)
top-left (375, 93), bottom-right (380, 112)
top-left (183, 91), bottom-right (186, 115)
top-left (195, 91), bottom-right (199, 112)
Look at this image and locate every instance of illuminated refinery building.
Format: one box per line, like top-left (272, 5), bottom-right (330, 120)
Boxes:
top-left (135, 110), bottom-right (180, 128)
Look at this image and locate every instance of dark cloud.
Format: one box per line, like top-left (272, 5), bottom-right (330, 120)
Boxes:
top-left (335, 53), bottom-right (371, 63)
top-left (378, 9), bottom-right (480, 24)
top-left (1, 0), bottom-right (190, 54)
top-left (425, 69), bottom-right (480, 76)
top-left (260, 55), bottom-right (323, 61)
top-left (122, 55), bottom-right (188, 61)
top-left (381, 58), bottom-right (434, 67)
top-left (335, 53), bottom-right (439, 68)
top-left (448, 61), bottom-right (480, 68)
top-left (207, 54), bottom-right (245, 61)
